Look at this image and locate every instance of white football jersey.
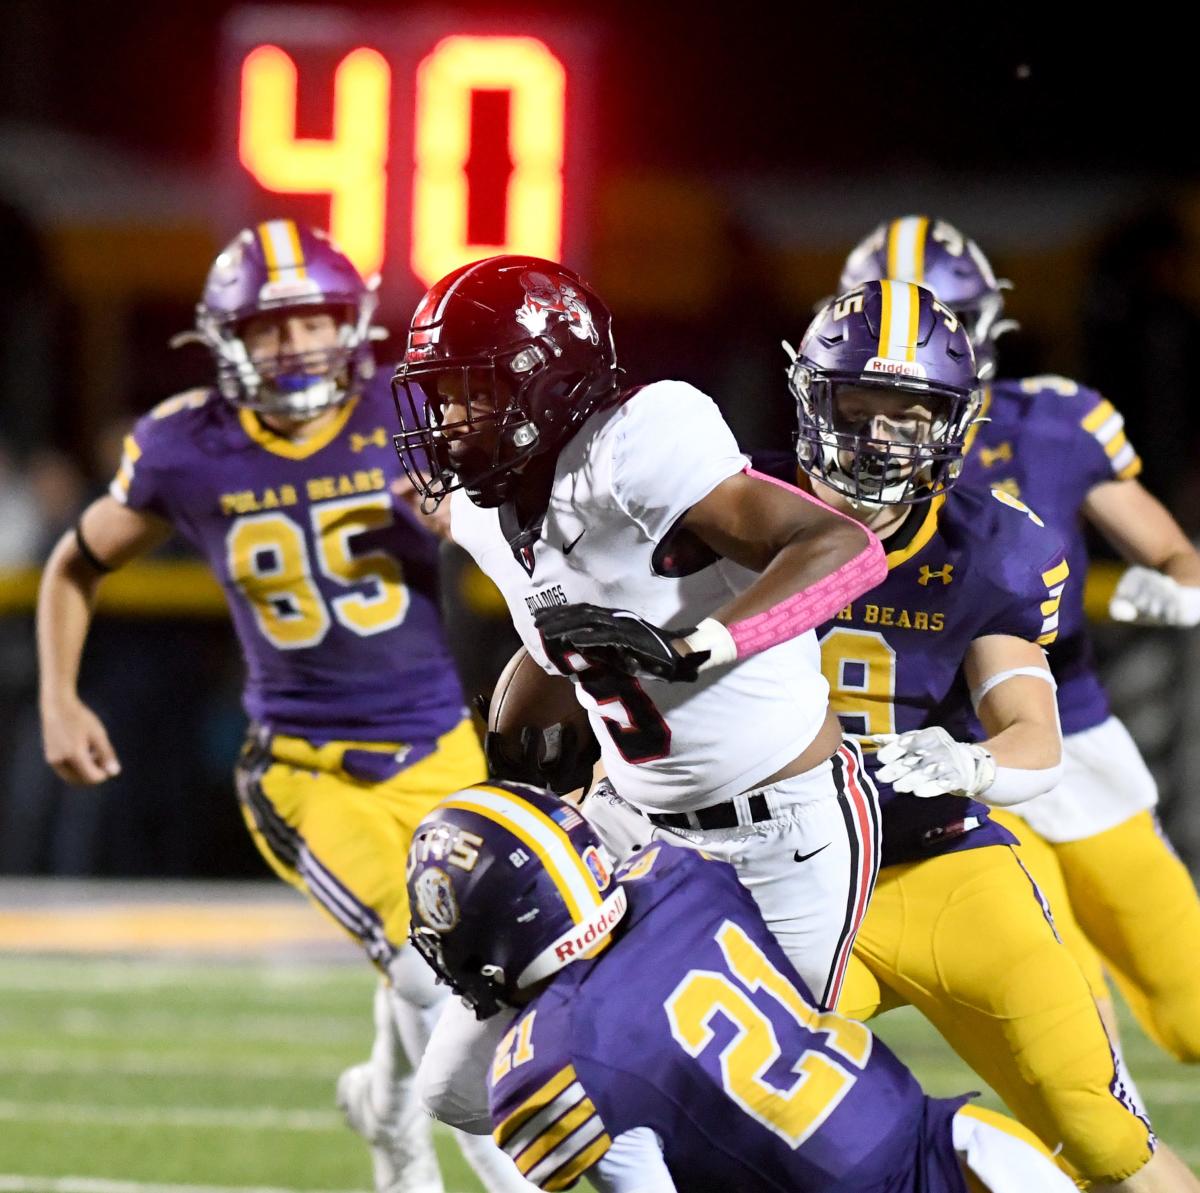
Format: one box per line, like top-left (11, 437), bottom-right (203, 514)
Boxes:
top-left (451, 380), bottom-right (830, 812)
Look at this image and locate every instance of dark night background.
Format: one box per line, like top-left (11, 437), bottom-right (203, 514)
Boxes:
top-left (2, 3), bottom-right (1199, 878)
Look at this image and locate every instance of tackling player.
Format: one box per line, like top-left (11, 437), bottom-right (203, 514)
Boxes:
top-left (405, 779), bottom-right (1080, 1193)
top-left (36, 221), bottom-right (533, 1193)
top-left (839, 215), bottom-right (1200, 1065)
top-left (752, 279), bottom-right (1194, 1190)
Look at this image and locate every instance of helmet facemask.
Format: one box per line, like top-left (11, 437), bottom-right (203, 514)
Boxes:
top-left (950, 287), bottom-right (1013, 381)
top-left (393, 338), bottom-right (603, 510)
top-left (792, 365), bottom-right (981, 507)
top-left (207, 296), bottom-right (378, 420)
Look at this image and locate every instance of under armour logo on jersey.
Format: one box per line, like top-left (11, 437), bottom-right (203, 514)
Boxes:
top-left (979, 442), bottom-right (1013, 467)
top-left (917, 564), bottom-right (954, 586)
top-left (350, 428), bottom-right (388, 452)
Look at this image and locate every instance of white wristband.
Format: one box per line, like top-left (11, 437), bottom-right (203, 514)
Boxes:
top-left (1177, 585), bottom-right (1200, 627)
top-left (981, 761), bottom-right (1063, 807)
top-left (682, 618), bottom-right (738, 671)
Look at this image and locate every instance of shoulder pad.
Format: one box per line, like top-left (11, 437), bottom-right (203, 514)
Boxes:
top-left (150, 389), bottom-right (215, 420)
top-left (1016, 374), bottom-right (1082, 398)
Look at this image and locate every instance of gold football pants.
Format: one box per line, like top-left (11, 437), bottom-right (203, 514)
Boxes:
top-left (838, 844), bottom-right (1154, 1183)
top-left (234, 718), bottom-right (485, 968)
top-left (997, 808), bottom-right (1200, 1064)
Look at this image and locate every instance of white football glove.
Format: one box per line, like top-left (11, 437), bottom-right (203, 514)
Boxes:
top-left (1108, 566), bottom-right (1200, 627)
top-left (872, 726), bottom-right (996, 798)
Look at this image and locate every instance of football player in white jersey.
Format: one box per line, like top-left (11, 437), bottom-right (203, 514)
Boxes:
top-left (390, 254), bottom-right (893, 1133)
top-left (394, 254), bottom-right (889, 1001)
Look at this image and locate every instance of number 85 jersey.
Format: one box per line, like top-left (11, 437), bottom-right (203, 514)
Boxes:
top-left (109, 375), bottom-right (466, 746)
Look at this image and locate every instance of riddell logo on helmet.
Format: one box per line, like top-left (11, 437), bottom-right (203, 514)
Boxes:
top-left (553, 887), bottom-right (627, 962)
top-left (258, 279), bottom-right (321, 303)
top-left (864, 356), bottom-right (928, 379)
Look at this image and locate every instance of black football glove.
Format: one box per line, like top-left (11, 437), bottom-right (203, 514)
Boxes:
top-left (482, 720), bottom-right (601, 794)
top-left (533, 603), bottom-right (709, 682)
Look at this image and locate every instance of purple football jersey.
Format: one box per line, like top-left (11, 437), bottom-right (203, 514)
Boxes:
top-left (752, 451), bottom-right (1070, 867)
top-left (960, 377), bottom-right (1143, 735)
top-left (110, 372), bottom-right (466, 750)
top-left (489, 844), bottom-right (969, 1193)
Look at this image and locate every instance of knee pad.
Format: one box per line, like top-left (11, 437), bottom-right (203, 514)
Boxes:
top-left (415, 1002), bottom-right (515, 1133)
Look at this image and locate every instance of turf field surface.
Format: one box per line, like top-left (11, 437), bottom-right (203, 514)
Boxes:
top-left (0, 881), bottom-right (1195, 1191)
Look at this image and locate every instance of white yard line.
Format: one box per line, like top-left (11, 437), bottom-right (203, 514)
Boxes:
top-left (0, 1052), bottom-right (338, 1081)
top-left (0, 1176), bottom-right (365, 1193)
top-left (0, 967), bottom-right (366, 995)
top-left (0, 1103), bottom-right (343, 1133)
top-left (4, 1010), bottom-right (367, 1045)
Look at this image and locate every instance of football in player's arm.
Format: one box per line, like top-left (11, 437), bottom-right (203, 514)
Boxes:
top-left (406, 780), bottom-right (1078, 1193)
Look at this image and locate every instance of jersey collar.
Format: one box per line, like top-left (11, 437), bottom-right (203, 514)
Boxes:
top-left (238, 397), bottom-right (360, 460)
top-left (790, 460), bottom-right (946, 571)
top-left (884, 494), bottom-right (946, 570)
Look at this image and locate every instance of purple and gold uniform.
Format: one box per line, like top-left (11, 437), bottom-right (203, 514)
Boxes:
top-left (750, 449), bottom-right (1155, 1184)
top-left (489, 842), bottom-right (971, 1193)
top-left (962, 378), bottom-right (1139, 738)
top-left (962, 377), bottom-right (1200, 1063)
top-left (110, 373), bottom-right (483, 962)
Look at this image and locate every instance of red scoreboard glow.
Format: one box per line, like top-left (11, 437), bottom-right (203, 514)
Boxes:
top-left (221, 9), bottom-right (595, 313)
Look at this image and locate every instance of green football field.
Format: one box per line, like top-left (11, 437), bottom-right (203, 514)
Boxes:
top-left (0, 951), bottom-right (1196, 1192)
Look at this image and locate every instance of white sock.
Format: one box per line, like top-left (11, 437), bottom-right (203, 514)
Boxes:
top-left (952, 1107), bottom-right (1077, 1193)
top-left (455, 1132), bottom-right (542, 1193)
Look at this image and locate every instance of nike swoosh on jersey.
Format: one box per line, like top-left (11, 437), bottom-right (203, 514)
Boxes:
top-left (562, 529), bottom-right (587, 555)
top-left (793, 843), bottom-right (830, 863)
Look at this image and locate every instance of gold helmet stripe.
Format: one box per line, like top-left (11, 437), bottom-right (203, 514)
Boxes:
top-left (258, 219), bottom-right (308, 282)
top-left (443, 786), bottom-right (602, 922)
top-left (886, 216), bottom-right (929, 284)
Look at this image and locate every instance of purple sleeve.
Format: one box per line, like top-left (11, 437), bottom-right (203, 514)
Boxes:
top-left (1022, 376), bottom-right (1143, 491)
top-left (108, 415), bottom-right (171, 520)
top-left (975, 490), bottom-right (1070, 647)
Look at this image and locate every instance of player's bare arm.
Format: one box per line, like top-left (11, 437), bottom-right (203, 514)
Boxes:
top-left (964, 634), bottom-right (1061, 771)
top-left (875, 634), bottom-right (1061, 805)
top-left (1085, 478), bottom-right (1200, 625)
top-left (37, 496), bottom-right (172, 785)
top-left (534, 473), bottom-right (884, 683)
top-left (680, 467), bottom-right (882, 628)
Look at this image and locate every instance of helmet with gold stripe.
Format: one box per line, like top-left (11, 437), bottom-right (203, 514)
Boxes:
top-left (178, 219), bottom-right (383, 419)
top-left (838, 216), bottom-right (1013, 378)
top-left (405, 781), bottom-right (625, 1019)
top-left (787, 279), bottom-right (981, 507)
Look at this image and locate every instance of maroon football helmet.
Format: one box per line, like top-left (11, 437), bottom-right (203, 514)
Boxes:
top-left (392, 256), bottom-right (620, 509)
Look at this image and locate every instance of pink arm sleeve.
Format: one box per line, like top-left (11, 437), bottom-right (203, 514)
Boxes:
top-left (727, 468), bottom-right (887, 659)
